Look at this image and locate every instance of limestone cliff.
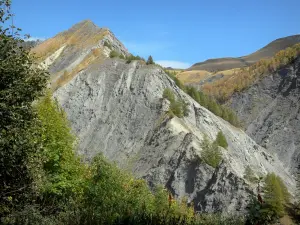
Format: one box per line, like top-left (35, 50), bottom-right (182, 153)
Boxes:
top-left (53, 58), bottom-right (295, 213)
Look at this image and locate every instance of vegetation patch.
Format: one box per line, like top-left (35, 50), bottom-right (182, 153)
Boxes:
top-left (163, 88), bottom-right (189, 118)
top-left (201, 135), bottom-right (222, 168)
top-left (247, 173), bottom-right (291, 224)
top-left (109, 50), bottom-right (120, 58)
top-left (164, 69), bottom-right (240, 126)
top-left (215, 131), bottom-right (228, 149)
top-left (104, 40), bottom-right (112, 49)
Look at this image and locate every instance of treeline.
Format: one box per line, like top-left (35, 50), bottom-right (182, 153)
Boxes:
top-left (202, 43), bottom-right (300, 102)
top-left (163, 70), bottom-right (240, 127)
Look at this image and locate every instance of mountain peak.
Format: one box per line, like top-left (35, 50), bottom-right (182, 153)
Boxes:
top-left (67, 19), bottom-right (99, 34)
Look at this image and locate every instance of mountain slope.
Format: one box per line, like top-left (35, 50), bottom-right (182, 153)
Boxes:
top-left (53, 58), bottom-right (295, 213)
top-left (32, 20), bottom-right (129, 89)
top-left (229, 56), bottom-right (300, 174)
top-left (188, 35), bottom-right (300, 72)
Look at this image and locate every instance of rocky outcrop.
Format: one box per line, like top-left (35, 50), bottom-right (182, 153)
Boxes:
top-left (229, 56), bottom-right (300, 174)
top-left (32, 20), bottom-right (129, 88)
top-left (54, 58), bottom-right (295, 214)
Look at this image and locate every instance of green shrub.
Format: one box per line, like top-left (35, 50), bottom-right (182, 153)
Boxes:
top-left (170, 101), bottom-right (184, 118)
top-left (109, 50), bottom-right (119, 58)
top-left (246, 173), bottom-right (291, 224)
top-left (35, 91), bottom-right (86, 201)
top-left (104, 41), bottom-right (112, 49)
top-left (263, 173), bottom-right (290, 217)
top-left (125, 54), bottom-right (145, 63)
top-left (201, 135), bottom-right (222, 168)
top-left (163, 88), bottom-right (175, 102)
top-left (162, 88), bottom-right (189, 118)
top-left (215, 131), bottom-right (228, 149)
top-left (181, 100), bottom-right (190, 117)
top-left (0, 3), bottom-right (48, 216)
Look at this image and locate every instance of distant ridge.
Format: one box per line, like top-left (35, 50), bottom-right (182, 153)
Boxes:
top-left (188, 34), bottom-right (300, 72)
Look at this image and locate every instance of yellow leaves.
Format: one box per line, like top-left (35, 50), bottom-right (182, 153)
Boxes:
top-left (201, 43), bottom-right (300, 102)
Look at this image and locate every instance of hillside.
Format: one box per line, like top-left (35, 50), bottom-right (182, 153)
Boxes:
top-left (188, 34), bottom-right (300, 72)
top-left (30, 20), bottom-right (297, 215)
top-left (228, 56), bottom-right (300, 174)
top-left (53, 56), bottom-right (295, 213)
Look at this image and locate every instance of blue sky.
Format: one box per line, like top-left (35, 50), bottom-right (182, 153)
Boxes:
top-left (12, 0), bottom-right (300, 68)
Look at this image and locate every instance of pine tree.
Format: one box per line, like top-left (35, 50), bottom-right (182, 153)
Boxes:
top-left (215, 131), bottom-right (228, 149)
top-left (263, 173), bottom-right (290, 218)
top-left (201, 135), bottom-right (222, 168)
top-left (146, 55), bottom-right (154, 65)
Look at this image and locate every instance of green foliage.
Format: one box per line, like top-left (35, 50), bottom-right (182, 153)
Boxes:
top-left (201, 135), bottom-right (222, 168)
top-left (197, 214), bottom-right (245, 225)
top-left (185, 86), bottom-right (240, 127)
top-left (162, 88), bottom-right (189, 118)
top-left (119, 53), bottom-right (125, 59)
top-left (104, 41), bottom-right (112, 49)
top-left (146, 55), bottom-right (154, 65)
top-left (163, 69), bottom-right (186, 90)
top-left (246, 172), bottom-right (291, 224)
top-left (0, 1), bottom-right (49, 217)
top-left (163, 70), bottom-right (240, 127)
top-left (202, 43), bottom-right (300, 102)
top-left (170, 101), bottom-right (184, 118)
top-left (215, 131), bottom-right (228, 149)
top-left (163, 88), bottom-right (175, 102)
top-left (181, 99), bottom-right (190, 117)
top-left (35, 91), bottom-right (86, 201)
top-left (125, 54), bottom-right (144, 63)
top-left (109, 50), bottom-right (119, 58)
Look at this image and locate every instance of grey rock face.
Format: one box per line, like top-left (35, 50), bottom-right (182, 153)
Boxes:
top-left (54, 59), bottom-right (295, 214)
top-left (229, 56), bottom-right (300, 173)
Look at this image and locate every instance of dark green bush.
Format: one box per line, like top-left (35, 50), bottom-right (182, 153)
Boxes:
top-left (163, 88), bottom-right (175, 102)
top-left (201, 135), bottom-right (222, 168)
top-left (125, 54), bottom-right (145, 63)
top-left (162, 88), bottom-right (189, 118)
top-left (215, 131), bottom-right (228, 149)
top-left (109, 50), bottom-right (120, 58)
top-left (104, 41), bottom-right (112, 49)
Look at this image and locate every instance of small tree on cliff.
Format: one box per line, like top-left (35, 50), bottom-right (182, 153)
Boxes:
top-left (146, 55), bottom-right (154, 65)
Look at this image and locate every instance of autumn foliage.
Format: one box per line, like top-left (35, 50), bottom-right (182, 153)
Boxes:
top-left (202, 43), bottom-right (300, 102)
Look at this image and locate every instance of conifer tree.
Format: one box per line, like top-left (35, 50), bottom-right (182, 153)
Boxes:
top-left (146, 55), bottom-right (154, 65)
top-left (263, 173), bottom-right (290, 218)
